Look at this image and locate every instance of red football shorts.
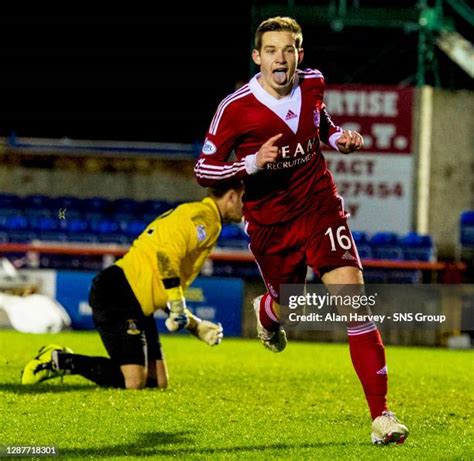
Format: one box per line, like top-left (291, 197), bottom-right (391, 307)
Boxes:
top-left (245, 195), bottom-right (362, 303)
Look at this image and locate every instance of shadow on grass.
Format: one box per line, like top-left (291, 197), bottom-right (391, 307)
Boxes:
top-left (59, 432), bottom-right (364, 458)
top-left (0, 383), bottom-right (97, 394)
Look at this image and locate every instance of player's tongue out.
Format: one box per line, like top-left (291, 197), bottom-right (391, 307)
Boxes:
top-left (273, 69), bottom-right (287, 84)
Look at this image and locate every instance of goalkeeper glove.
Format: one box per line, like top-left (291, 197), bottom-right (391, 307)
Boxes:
top-left (164, 287), bottom-right (190, 332)
top-left (188, 318), bottom-right (224, 346)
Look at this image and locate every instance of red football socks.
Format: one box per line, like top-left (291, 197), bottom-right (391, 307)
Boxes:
top-left (347, 323), bottom-right (388, 420)
top-left (259, 293), bottom-right (280, 332)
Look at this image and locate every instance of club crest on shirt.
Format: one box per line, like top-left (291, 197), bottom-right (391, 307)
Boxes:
top-left (126, 319), bottom-right (141, 335)
top-left (313, 109), bottom-right (320, 128)
top-left (196, 224), bottom-right (207, 241)
top-left (202, 138), bottom-right (217, 155)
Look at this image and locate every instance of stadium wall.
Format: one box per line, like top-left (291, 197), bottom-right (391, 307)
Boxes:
top-left (428, 89), bottom-right (474, 258)
top-left (0, 156), bottom-right (205, 202)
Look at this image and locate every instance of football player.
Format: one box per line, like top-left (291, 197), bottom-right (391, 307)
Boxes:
top-left (22, 180), bottom-right (244, 390)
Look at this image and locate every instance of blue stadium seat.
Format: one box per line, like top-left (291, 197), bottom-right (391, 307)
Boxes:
top-left (369, 232), bottom-right (404, 260)
top-left (1, 213), bottom-right (38, 242)
top-left (352, 231), bottom-right (373, 259)
top-left (7, 231), bottom-right (38, 243)
top-left (460, 210), bottom-right (474, 247)
top-left (89, 218), bottom-right (119, 235)
top-left (65, 233), bottom-right (99, 243)
top-left (0, 193), bottom-right (20, 213)
top-left (140, 199), bottom-right (173, 218)
top-left (29, 216), bottom-right (69, 242)
top-left (89, 218), bottom-right (128, 244)
top-left (81, 197), bottom-right (111, 218)
top-left (21, 194), bottom-right (52, 216)
top-left (37, 232), bottom-right (68, 242)
top-left (119, 219), bottom-right (147, 240)
top-left (51, 196), bottom-right (83, 218)
top-left (60, 217), bottom-right (98, 243)
top-left (217, 224), bottom-right (249, 249)
top-left (3, 214), bottom-right (29, 232)
top-left (400, 232), bottom-right (436, 261)
top-left (29, 216), bottom-right (60, 233)
top-left (111, 198), bottom-right (140, 220)
top-left (60, 217), bottom-right (89, 234)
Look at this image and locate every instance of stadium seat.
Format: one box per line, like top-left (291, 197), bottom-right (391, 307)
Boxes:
top-left (60, 217), bottom-right (98, 243)
top-left (20, 194), bottom-right (52, 216)
top-left (140, 199), bottom-right (173, 218)
top-left (118, 219), bottom-right (147, 241)
top-left (29, 216), bottom-right (60, 233)
top-left (352, 231), bottom-right (373, 259)
top-left (89, 218), bottom-right (128, 244)
top-left (60, 217), bottom-right (88, 234)
top-left (65, 233), bottom-right (99, 244)
top-left (0, 193), bottom-right (20, 213)
top-left (1, 213), bottom-right (36, 242)
top-left (3, 214), bottom-right (29, 232)
top-left (369, 232), bottom-right (404, 260)
top-left (37, 232), bottom-right (68, 242)
top-left (28, 216), bottom-right (69, 242)
top-left (51, 196), bottom-right (83, 218)
top-left (7, 231), bottom-right (38, 243)
top-left (111, 198), bottom-right (140, 220)
top-left (460, 210), bottom-right (474, 247)
top-left (400, 232), bottom-right (436, 262)
top-left (460, 210), bottom-right (474, 264)
top-left (80, 197), bottom-right (111, 218)
top-left (217, 224), bottom-right (249, 249)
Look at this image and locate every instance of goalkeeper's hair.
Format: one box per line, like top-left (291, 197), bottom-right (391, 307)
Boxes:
top-left (254, 16), bottom-right (303, 50)
top-left (207, 179), bottom-right (244, 199)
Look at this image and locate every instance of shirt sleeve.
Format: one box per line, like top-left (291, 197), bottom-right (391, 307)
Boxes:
top-left (313, 71), bottom-right (342, 150)
top-left (319, 102), bottom-right (343, 150)
top-left (194, 99), bottom-right (250, 187)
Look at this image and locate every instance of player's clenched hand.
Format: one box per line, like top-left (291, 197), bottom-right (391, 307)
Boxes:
top-left (189, 320), bottom-right (224, 346)
top-left (336, 130), bottom-right (364, 154)
top-left (256, 133), bottom-right (283, 168)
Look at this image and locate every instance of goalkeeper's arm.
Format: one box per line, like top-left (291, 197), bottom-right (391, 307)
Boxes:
top-left (157, 247), bottom-right (190, 331)
top-left (161, 276), bottom-right (190, 332)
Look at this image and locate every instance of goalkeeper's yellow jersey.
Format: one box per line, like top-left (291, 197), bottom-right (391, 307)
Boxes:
top-left (115, 197), bottom-right (221, 316)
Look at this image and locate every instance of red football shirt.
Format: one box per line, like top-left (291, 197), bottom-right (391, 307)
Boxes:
top-left (194, 69), bottom-right (343, 225)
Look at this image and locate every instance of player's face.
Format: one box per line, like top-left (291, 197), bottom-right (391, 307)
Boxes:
top-left (252, 31), bottom-right (304, 99)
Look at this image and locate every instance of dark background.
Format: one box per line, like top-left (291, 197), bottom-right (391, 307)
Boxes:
top-left (0, 2), bottom-right (471, 143)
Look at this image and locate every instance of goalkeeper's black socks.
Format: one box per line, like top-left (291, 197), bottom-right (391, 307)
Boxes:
top-left (54, 351), bottom-right (125, 388)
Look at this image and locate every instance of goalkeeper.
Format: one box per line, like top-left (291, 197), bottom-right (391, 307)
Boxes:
top-left (22, 180), bottom-right (244, 389)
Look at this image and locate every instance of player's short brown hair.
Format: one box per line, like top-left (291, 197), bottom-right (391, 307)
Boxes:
top-left (207, 179), bottom-right (244, 199)
top-left (254, 16), bottom-right (303, 50)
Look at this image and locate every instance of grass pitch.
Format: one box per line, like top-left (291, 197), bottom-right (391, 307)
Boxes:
top-left (0, 330), bottom-right (472, 460)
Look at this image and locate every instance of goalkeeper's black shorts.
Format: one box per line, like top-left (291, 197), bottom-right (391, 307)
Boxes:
top-left (88, 265), bottom-right (163, 366)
